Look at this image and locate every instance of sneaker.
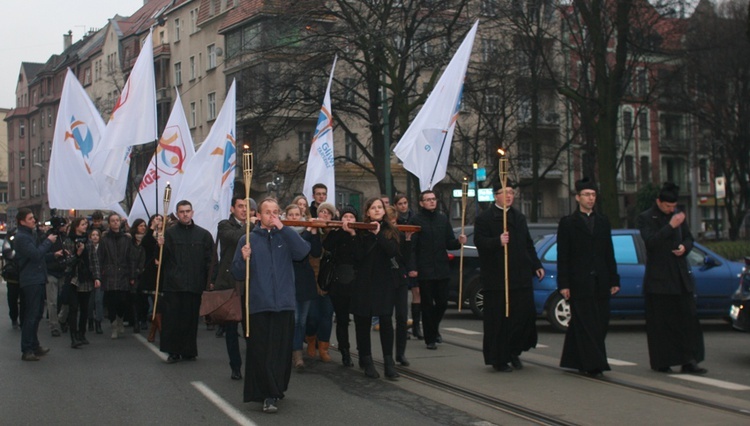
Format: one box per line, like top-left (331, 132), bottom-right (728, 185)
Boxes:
top-left (34, 347), bottom-right (50, 357)
top-left (22, 352), bottom-right (40, 361)
top-left (262, 398), bottom-right (278, 413)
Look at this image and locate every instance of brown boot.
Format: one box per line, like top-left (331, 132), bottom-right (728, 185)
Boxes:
top-left (318, 341), bottom-right (332, 363)
top-left (292, 350), bottom-right (305, 369)
top-left (305, 335), bottom-right (317, 358)
top-left (147, 314), bottom-right (161, 343)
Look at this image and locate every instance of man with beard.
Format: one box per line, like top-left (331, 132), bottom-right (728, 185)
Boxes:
top-left (158, 200), bottom-right (214, 363)
top-left (475, 182), bottom-right (544, 372)
top-left (637, 182), bottom-right (706, 374)
top-left (557, 177), bottom-right (620, 378)
top-left (231, 198), bottom-right (310, 414)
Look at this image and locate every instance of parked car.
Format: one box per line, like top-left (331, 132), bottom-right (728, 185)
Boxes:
top-left (729, 257), bottom-right (750, 331)
top-left (447, 224), bottom-right (557, 317)
top-left (450, 228), bottom-right (744, 332)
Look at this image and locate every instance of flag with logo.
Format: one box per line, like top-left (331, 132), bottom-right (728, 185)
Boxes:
top-left (94, 30), bottom-right (158, 204)
top-left (128, 91), bottom-right (195, 224)
top-left (303, 57), bottom-right (337, 204)
top-left (393, 21), bottom-right (478, 191)
top-left (172, 80), bottom-right (236, 239)
top-left (48, 68), bottom-right (108, 209)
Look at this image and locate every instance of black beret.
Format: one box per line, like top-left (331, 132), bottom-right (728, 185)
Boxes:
top-left (339, 205), bottom-right (358, 220)
top-left (492, 180), bottom-right (517, 193)
top-left (575, 177), bottom-right (598, 193)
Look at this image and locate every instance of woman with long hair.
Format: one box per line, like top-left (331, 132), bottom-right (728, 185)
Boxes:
top-left (63, 217), bottom-right (94, 348)
top-left (304, 202), bottom-right (336, 362)
top-left (128, 218), bottom-right (147, 333)
top-left (343, 197), bottom-right (401, 379)
top-left (292, 195), bottom-right (311, 220)
top-left (87, 228), bottom-right (103, 334)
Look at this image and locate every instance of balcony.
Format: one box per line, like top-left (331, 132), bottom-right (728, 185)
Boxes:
top-left (658, 137), bottom-right (691, 153)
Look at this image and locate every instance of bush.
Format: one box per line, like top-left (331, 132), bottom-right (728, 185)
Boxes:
top-left (701, 240), bottom-right (750, 262)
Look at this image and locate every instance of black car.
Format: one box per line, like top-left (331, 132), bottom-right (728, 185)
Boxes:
top-left (447, 224), bottom-right (557, 318)
top-left (729, 257), bottom-right (750, 331)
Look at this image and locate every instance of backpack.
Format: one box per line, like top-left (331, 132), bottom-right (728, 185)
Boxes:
top-left (2, 233), bottom-right (19, 283)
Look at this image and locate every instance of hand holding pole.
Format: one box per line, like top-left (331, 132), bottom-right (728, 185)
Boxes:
top-left (458, 176), bottom-right (468, 312)
top-left (152, 182), bottom-right (171, 320)
top-left (243, 147), bottom-right (253, 338)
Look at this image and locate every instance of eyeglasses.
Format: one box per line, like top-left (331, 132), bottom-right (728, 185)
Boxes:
top-left (579, 191), bottom-right (597, 197)
top-left (422, 197), bottom-right (437, 202)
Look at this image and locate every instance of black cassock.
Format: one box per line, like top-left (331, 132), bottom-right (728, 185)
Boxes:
top-left (160, 292), bottom-right (202, 357)
top-left (244, 311), bottom-right (294, 403)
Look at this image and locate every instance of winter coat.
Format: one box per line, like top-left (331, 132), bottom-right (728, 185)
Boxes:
top-left (14, 225), bottom-right (53, 287)
top-left (350, 222), bottom-right (401, 317)
top-left (92, 228), bottom-right (136, 292)
top-left (408, 208), bottom-right (461, 280)
top-left (161, 221), bottom-right (214, 294)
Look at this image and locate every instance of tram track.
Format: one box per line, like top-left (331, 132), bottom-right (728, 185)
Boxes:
top-left (443, 339), bottom-right (750, 419)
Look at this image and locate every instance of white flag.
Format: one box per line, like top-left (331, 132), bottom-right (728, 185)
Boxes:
top-left (128, 91), bottom-right (195, 224)
top-left (95, 29), bottom-right (158, 199)
top-left (303, 57), bottom-right (337, 204)
top-left (48, 69), bottom-right (108, 209)
top-left (103, 30), bottom-right (157, 149)
top-left (393, 21), bottom-right (479, 191)
top-left (172, 81), bottom-right (237, 239)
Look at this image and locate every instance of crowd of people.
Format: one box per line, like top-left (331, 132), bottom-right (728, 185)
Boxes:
top-left (4, 178), bottom-right (707, 414)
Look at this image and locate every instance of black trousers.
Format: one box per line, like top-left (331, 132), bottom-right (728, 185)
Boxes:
top-left (419, 278), bottom-right (449, 345)
top-left (354, 314), bottom-right (394, 358)
top-left (7, 281), bottom-right (23, 323)
top-left (104, 290), bottom-right (130, 322)
top-left (330, 282), bottom-right (352, 351)
top-left (394, 284), bottom-right (409, 358)
top-left (66, 290), bottom-right (91, 334)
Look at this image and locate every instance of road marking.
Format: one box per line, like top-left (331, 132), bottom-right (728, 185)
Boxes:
top-left (134, 333), bottom-right (168, 362)
top-left (607, 358), bottom-right (637, 366)
top-left (443, 327), bottom-right (482, 335)
top-left (536, 344), bottom-right (549, 348)
top-left (671, 375), bottom-right (750, 391)
top-left (192, 381), bottom-right (257, 426)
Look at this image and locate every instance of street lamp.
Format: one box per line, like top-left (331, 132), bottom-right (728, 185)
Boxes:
top-left (473, 161), bottom-right (479, 219)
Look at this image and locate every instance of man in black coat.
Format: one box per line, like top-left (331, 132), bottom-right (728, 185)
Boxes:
top-left (637, 182), bottom-right (706, 374)
top-left (408, 190), bottom-right (466, 350)
top-left (158, 200), bottom-right (214, 363)
top-left (475, 182), bottom-right (544, 372)
top-left (557, 178), bottom-right (620, 377)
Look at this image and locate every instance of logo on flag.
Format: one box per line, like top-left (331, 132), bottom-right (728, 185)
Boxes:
top-left (65, 116), bottom-right (95, 173)
top-left (155, 126), bottom-right (189, 176)
top-left (109, 79), bottom-right (130, 120)
top-left (210, 132), bottom-right (236, 186)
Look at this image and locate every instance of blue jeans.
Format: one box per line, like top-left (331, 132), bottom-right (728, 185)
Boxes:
top-left (21, 283), bottom-right (45, 354)
top-left (88, 287), bottom-right (104, 322)
top-left (293, 300), bottom-right (311, 351)
top-left (306, 294), bottom-right (334, 342)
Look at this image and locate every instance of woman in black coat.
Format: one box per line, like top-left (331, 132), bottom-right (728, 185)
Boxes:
top-left (343, 197), bottom-right (401, 379)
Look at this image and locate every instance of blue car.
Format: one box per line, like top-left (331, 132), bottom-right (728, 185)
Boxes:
top-left (449, 228), bottom-right (744, 332)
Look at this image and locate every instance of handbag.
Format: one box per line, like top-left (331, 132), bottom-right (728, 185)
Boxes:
top-left (318, 251), bottom-right (337, 292)
top-left (200, 289), bottom-right (242, 324)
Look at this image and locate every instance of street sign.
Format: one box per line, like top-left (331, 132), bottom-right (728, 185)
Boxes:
top-left (452, 189), bottom-right (476, 198)
top-left (716, 177), bottom-right (726, 199)
top-left (478, 188), bottom-right (493, 202)
top-left (476, 167), bottom-right (486, 182)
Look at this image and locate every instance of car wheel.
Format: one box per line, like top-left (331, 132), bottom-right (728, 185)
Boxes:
top-left (466, 278), bottom-right (484, 319)
top-left (546, 292), bottom-right (570, 332)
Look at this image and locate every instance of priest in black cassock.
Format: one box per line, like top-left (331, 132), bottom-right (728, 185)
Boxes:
top-left (637, 182), bottom-right (706, 374)
top-left (475, 181), bottom-right (544, 372)
top-left (557, 177), bottom-right (620, 378)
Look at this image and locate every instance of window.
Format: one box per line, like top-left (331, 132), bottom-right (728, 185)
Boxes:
top-left (660, 114), bottom-right (683, 140)
top-left (174, 62), bottom-right (182, 86)
top-left (635, 68), bottom-right (647, 96)
top-left (19, 122), bottom-right (24, 137)
top-left (622, 110), bottom-right (633, 138)
top-left (343, 78), bottom-right (356, 103)
top-left (298, 131), bottom-right (311, 162)
top-left (638, 111), bottom-right (648, 141)
top-left (699, 159), bottom-right (708, 184)
top-left (174, 18), bottom-right (181, 41)
top-left (484, 95), bottom-right (500, 114)
top-left (189, 102), bottom-right (196, 128)
top-left (640, 156), bottom-right (650, 183)
top-left (207, 92), bottom-right (216, 120)
top-left (31, 119), bottom-right (36, 136)
top-left (481, 0), bottom-right (498, 16)
top-left (84, 67), bottom-right (92, 85)
top-left (48, 110), bottom-right (53, 127)
top-left (207, 44), bottom-right (217, 70)
top-left (189, 56), bottom-right (196, 80)
top-left (40, 176), bottom-right (46, 195)
top-left (481, 38), bottom-right (497, 62)
top-left (612, 235), bottom-right (639, 264)
top-left (32, 149), bottom-right (37, 164)
top-left (345, 133), bottom-right (358, 160)
top-left (20, 182), bottom-right (26, 199)
top-left (190, 8), bottom-right (199, 34)
top-left (20, 152), bottom-right (26, 169)
top-left (32, 180), bottom-right (37, 197)
top-left (624, 155), bottom-right (635, 182)
top-left (40, 111), bottom-right (44, 129)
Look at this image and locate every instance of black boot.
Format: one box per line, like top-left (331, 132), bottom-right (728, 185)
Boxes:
top-left (361, 355), bottom-right (380, 379)
top-left (79, 331), bottom-right (90, 345)
top-left (384, 355), bottom-right (400, 379)
top-left (70, 330), bottom-right (83, 349)
top-left (411, 303), bottom-right (422, 340)
top-left (88, 319), bottom-right (94, 332)
top-left (396, 354), bottom-right (410, 366)
top-left (340, 348), bottom-right (354, 367)
top-left (95, 321), bottom-right (103, 334)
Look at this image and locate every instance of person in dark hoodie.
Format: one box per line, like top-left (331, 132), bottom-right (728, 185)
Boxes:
top-left (231, 198), bottom-right (310, 414)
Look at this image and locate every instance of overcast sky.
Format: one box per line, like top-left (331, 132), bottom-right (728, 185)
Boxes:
top-left (0, 0), bottom-right (145, 108)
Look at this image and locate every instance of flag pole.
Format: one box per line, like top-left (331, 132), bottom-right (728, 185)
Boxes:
top-left (152, 182), bottom-right (171, 320)
top-left (498, 149), bottom-right (509, 318)
top-left (242, 147), bottom-right (253, 338)
top-left (427, 130), bottom-right (451, 190)
top-left (458, 176), bottom-right (468, 312)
